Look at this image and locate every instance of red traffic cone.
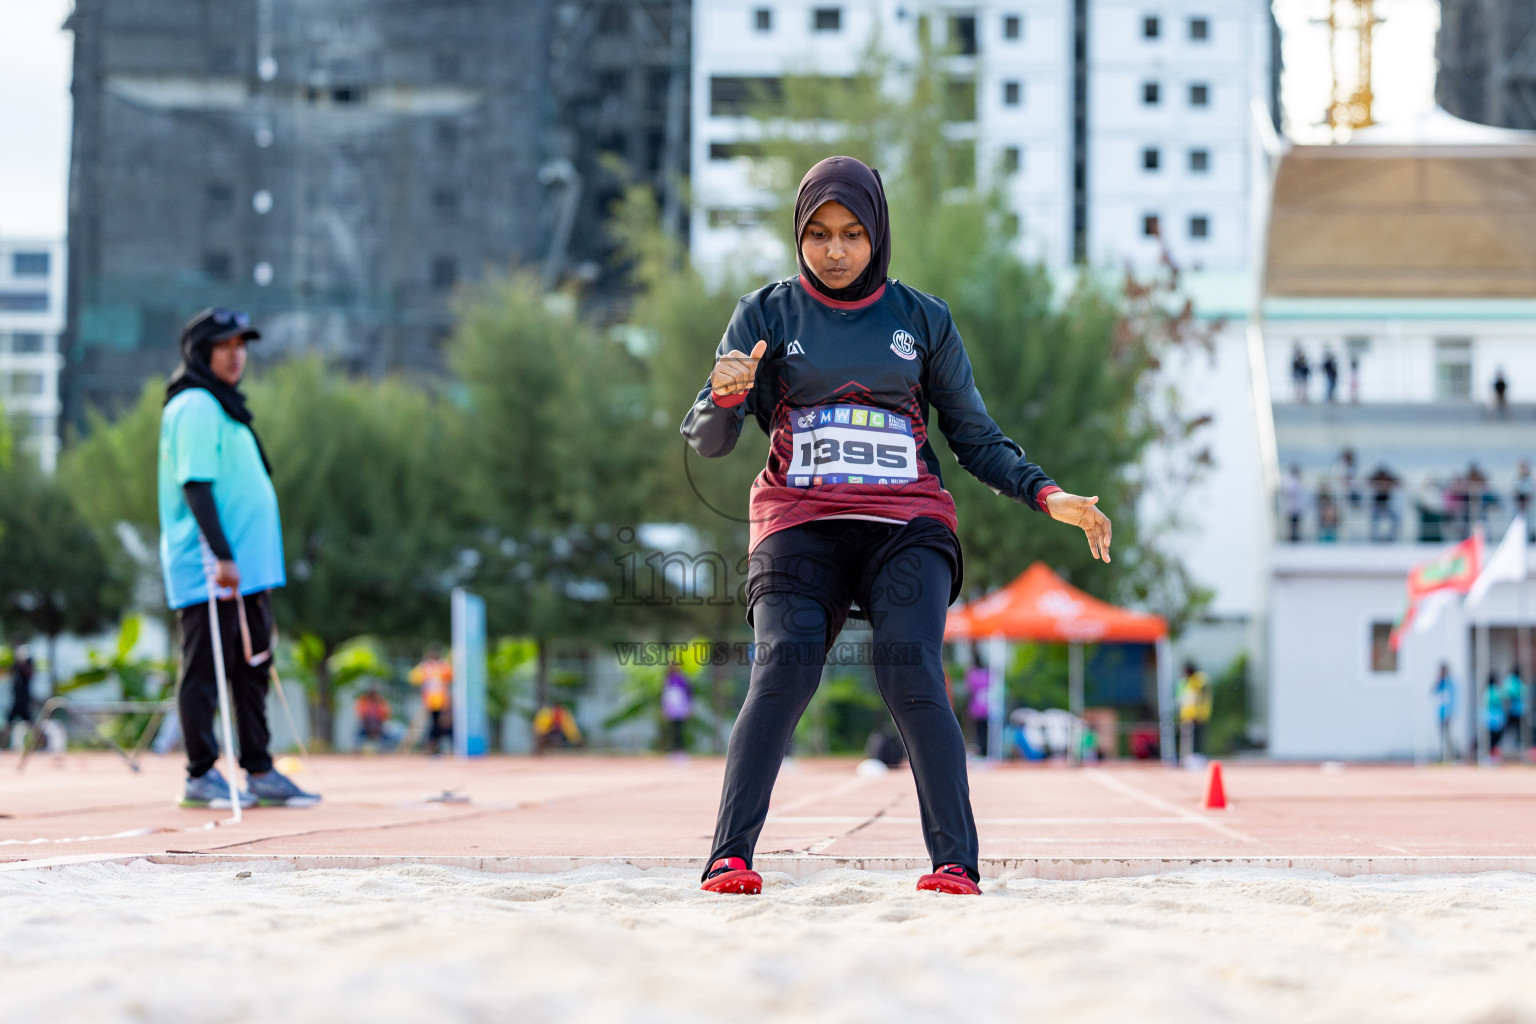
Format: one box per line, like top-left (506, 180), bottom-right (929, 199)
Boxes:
top-left (1202, 760), bottom-right (1227, 810)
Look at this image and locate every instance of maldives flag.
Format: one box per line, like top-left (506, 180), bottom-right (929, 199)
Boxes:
top-left (1390, 532), bottom-right (1485, 650)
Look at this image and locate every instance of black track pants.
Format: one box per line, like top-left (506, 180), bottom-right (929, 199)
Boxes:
top-left (176, 591), bottom-right (275, 778)
top-left (704, 543), bottom-right (978, 879)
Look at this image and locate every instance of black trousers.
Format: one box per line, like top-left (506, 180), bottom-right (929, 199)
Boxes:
top-left (176, 591), bottom-right (274, 778)
top-left (705, 531), bottom-right (977, 880)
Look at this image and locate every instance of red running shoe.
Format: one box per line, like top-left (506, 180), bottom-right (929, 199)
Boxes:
top-left (916, 864), bottom-right (982, 895)
top-left (700, 857), bottom-right (762, 894)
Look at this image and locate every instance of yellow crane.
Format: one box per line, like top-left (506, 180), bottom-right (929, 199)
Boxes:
top-left (1322, 0), bottom-right (1379, 132)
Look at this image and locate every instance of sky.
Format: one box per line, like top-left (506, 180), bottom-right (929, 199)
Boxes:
top-left (0, 0), bottom-right (1442, 241)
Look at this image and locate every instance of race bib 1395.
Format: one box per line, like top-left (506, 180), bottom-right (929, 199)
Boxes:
top-left (787, 405), bottom-right (919, 486)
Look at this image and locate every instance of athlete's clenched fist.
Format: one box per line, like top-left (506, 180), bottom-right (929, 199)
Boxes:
top-left (711, 340), bottom-right (768, 398)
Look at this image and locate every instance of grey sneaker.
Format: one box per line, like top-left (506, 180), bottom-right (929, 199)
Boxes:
top-left (247, 769), bottom-right (321, 808)
top-left (180, 767), bottom-right (256, 809)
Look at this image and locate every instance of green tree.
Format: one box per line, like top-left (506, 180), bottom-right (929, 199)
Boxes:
top-left (448, 275), bottom-right (661, 705)
top-left (0, 457), bottom-right (130, 690)
top-left (250, 359), bottom-right (467, 741)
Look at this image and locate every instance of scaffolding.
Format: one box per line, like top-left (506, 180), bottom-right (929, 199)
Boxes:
top-left (1437, 0), bottom-right (1536, 130)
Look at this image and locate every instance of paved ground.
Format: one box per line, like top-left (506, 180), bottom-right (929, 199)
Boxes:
top-left (4, 752), bottom-right (1536, 877)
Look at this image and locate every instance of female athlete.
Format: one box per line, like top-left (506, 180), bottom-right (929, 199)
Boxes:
top-left (682, 156), bottom-right (1112, 895)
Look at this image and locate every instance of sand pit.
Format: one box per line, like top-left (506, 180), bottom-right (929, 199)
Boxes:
top-left (4, 862), bottom-right (1536, 1023)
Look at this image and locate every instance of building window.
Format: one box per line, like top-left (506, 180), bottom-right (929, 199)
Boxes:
top-left (0, 292), bottom-right (47, 313)
top-left (10, 333), bottom-right (47, 353)
top-left (707, 208), bottom-right (768, 228)
top-left (431, 256), bottom-right (458, 291)
top-left (710, 76), bottom-right (784, 116)
top-left (202, 252), bottom-right (232, 281)
top-left (1370, 623), bottom-right (1397, 673)
top-left (950, 14), bottom-right (978, 54)
top-left (1189, 148), bottom-right (1210, 172)
top-left (11, 252), bottom-right (49, 278)
top-left (1142, 214), bottom-right (1160, 237)
top-left (1143, 147), bottom-right (1160, 170)
top-left (1003, 80), bottom-right (1021, 106)
top-left (755, 7), bottom-right (771, 31)
top-left (1002, 146), bottom-right (1022, 173)
top-left (945, 78), bottom-right (977, 122)
top-left (1189, 16), bottom-right (1209, 40)
top-left (1189, 83), bottom-right (1210, 107)
top-left (1435, 338), bottom-right (1473, 400)
top-left (1003, 14), bottom-right (1021, 39)
top-left (206, 181), bottom-right (234, 214)
top-left (1143, 15), bottom-right (1160, 38)
top-left (812, 7), bottom-right (841, 31)
top-left (306, 85), bottom-right (366, 105)
top-left (1143, 81), bottom-right (1160, 105)
top-left (1189, 215), bottom-right (1209, 238)
top-left (7, 372), bottom-right (45, 397)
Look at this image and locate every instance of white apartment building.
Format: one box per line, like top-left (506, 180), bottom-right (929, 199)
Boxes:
top-left (691, 0), bottom-right (1277, 274)
top-left (0, 238), bottom-right (66, 472)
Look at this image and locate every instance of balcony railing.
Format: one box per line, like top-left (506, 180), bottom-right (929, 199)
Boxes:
top-left (1276, 476), bottom-right (1534, 545)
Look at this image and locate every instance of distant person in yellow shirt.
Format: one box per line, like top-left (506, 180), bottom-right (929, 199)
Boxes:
top-left (1176, 661), bottom-right (1212, 763)
top-left (410, 646), bottom-right (453, 755)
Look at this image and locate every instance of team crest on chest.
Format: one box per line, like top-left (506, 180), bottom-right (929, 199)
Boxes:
top-left (786, 340), bottom-right (805, 356)
top-left (890, 330), bottom-right (917, 360)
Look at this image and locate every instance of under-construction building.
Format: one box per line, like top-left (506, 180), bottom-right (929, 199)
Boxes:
top-left (1436, 0), bottom-right (1536, 130)
top-left (63, 0), bottom-right (689, 423)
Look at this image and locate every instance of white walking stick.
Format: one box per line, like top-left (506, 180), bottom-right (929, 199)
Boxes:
top-left (207, 584), bottom-right (243, 824)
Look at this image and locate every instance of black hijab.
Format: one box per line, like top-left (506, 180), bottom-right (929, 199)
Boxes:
top-left (164, 311), bottom-right (273, 476)
top-left (793, 155), bottom-right (891, 303)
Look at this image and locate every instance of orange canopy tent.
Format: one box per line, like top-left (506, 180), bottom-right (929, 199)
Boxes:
top-left (946, 563), bottom-right (1173, 763)
top-left (946, 562), bottom-right (1167, 643)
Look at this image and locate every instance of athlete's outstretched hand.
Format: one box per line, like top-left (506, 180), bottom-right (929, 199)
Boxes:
top-left (1045, 491), bottom-right (1113, 563)
top-left (711, 340), bottom-right (768, 398)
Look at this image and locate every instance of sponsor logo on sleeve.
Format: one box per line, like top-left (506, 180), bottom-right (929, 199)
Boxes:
top-left (890, 329), bottom-right (917, 360)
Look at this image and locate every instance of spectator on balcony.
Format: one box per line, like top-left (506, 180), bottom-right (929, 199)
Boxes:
top-left (1290, 345), bottom-right (1310, 403)
top-left (1368, 464), bottom-right (1400, 542)
top-left (1336, 448), bottom-right (1362, 514)
top-left (1322, 348), bottom-right (1339, 403)
top-left (1283, 465), bottom-right (1305, 542)
top-left (1514, 461), bottom-right (1533, 537)
top-left (1465, 463), bottom-right (1495, 529)
top-left (1493, 368), bottom-right (1508, 415)
top-left (1417, 476), bottom-right (1449, 543)
top-left (1316, 484), bottom-right (1340, 542)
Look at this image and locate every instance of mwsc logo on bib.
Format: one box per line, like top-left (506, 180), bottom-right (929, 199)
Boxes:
top-left (890, 330), bottom-right (916, 360)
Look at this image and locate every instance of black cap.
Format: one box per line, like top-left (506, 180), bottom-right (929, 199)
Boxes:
top-left (181, 307), bottom-right (261, 348)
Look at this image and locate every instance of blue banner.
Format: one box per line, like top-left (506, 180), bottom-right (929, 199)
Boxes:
top-left (451, 588), bottom-right (488, 757)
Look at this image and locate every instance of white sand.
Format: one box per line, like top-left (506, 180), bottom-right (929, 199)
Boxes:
top-left (3, 862), bottom-right (1536, 1023)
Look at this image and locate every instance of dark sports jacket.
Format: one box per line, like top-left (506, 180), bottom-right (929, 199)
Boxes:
top-left (681, 275), bottom-right (1059, 551)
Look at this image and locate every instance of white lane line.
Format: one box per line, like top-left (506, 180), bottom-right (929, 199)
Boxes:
top-left (767, 816), bottom-right (1234, 826)
top-left (1083, 770), bottom-right (1258, 843)
top-left (771, 775), bottom-right (873, 815)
